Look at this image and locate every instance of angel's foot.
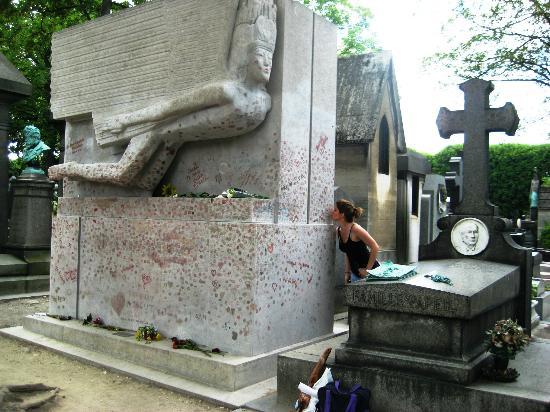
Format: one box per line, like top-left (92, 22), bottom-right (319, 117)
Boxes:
top-left (48, 162), bottom-right (76, 180)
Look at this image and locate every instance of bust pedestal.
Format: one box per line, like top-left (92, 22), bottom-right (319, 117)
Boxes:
top-left (5, 173), bottom-right (55, 275)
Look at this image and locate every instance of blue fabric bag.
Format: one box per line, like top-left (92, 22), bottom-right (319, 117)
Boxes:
top-left (317, 380), bottom-right (370, 412)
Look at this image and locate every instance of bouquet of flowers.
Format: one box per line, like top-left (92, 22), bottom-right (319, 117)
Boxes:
top-left (135, 325), bottom-right (162, 343)
top-left (485, 319), bottom-right (530, 360)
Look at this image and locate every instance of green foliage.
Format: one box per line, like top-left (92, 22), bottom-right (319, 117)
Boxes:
top-left (0, 0), bottom-right (149, 169)
top-left (541, 222), bottom-right (550, 249)
top-left (426, 144), bottom-right (550, 218)
top-left (8, 157), bottom-right (26, 177)
top-left (429, 0), bottom-right (550, 87)
top-left (298, 0), bottom-right (378, 56)
top-left (160, 183), bottom-right (178, 198)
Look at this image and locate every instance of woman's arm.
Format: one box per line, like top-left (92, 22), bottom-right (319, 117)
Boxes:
top-left (344, 254), bottom-right (351, 284)
top-left (95, 81), bottom-right (237, 139)
top-left (119, 82), bottom-right (235, 128)
top-left (353, 224), bottom-right (379, 273)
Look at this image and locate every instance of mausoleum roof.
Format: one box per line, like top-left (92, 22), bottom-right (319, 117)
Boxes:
top-left (336, 51), bottom-right (406, 153)
top-left (0, 52), bottom-right (32, 97)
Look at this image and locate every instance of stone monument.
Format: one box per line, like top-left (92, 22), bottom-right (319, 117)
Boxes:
top-left (5, 125), bottom-right (55, 280)
top-left (45, 0), bottom-right (337, 359)
top-left (0, 53), bottom-right (31, 249)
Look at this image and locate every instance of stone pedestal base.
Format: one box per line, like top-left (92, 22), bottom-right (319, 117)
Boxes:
top-left (49, 197), bottom-right (335, 356)
top-left (6, 173), bottom-right (54, 249)
top-left (337, 259), bottom-right (520, 384)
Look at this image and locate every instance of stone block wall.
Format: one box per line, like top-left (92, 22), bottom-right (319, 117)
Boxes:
top-left (50, 198), bottom-right (335, 356)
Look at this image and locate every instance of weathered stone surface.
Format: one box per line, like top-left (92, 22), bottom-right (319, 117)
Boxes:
top-left (336, 52), bottom-right (405, 151)
top-left (336, 258), bottom-right (521, 383)
top-left (50, 0), bottom-right (238, 119)
top-left (49, 0), bottom-right (278, 191)
top-left (47, 0), bottom-right (337, 363)
top-left (49, 216), bottom-right (79, 317)
top-left (49, 198), bottom-right (335, 356)
top-left (57, 197), bottom-right (274, 222)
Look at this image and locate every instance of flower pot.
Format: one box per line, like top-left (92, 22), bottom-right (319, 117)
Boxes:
top-left (493, 356), bottom-right (509, 371)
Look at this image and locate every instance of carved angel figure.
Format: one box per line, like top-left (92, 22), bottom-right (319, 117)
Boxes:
top-left (48, 0), bottom-right (277, 190)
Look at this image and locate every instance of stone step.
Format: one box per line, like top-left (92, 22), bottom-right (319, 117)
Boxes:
top-left (18, 314), bottom-right (347, 392)
top-left (0, 254), bottom-right (27, 276)
top-left (0, 275), bottom-right (49, 296)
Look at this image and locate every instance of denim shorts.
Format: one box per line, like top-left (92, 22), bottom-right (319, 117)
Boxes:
top-left (351, 272), bottom-right (363, 282)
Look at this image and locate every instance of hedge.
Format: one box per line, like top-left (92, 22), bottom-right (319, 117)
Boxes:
top-left (426, 144), bottom-right (550, 218)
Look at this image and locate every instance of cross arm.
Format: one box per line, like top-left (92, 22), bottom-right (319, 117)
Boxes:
top-left (436, 107), bottom-right (465, 139)
top-left (486, 102), bottom-right (519, 136)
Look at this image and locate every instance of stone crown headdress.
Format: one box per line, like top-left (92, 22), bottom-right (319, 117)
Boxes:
top-left (235, 0), bottom-right (277, 53)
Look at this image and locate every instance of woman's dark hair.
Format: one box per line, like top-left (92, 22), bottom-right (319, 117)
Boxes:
top-left (336, 199), bottom-right (363, 223)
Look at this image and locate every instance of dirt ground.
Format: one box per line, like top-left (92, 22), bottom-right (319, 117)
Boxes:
top-left (0, 296), bottom-right (231, 411)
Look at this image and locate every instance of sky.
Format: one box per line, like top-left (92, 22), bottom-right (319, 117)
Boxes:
top-left (358, 0), bottom-right (549, 154)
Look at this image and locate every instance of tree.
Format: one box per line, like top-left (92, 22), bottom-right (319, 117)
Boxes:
top-left (431, 0), bottom-right (550, 87)
top-left (426, 143), bottom-right (550, 218)
top-left (0, 0), bottom-right (148, 172)
top-left (298, 0), bottom-right (377, 56)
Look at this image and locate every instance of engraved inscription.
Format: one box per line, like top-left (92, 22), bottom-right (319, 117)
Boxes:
top-left (354, 288), bottom-right (456, 314)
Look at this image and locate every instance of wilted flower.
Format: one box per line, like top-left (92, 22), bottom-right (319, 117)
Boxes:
top-left (486, 319), bottom-right (530, 360)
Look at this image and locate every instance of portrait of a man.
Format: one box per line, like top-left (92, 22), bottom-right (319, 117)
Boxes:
top-left (451, 218), bottom-right (489, 256)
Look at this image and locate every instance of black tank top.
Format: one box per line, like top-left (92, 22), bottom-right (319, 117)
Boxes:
top-left (338, 224), bottom-right (379, 274)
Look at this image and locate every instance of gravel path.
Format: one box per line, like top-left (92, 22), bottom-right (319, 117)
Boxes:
top-left (0, 296), bottom-right (231, 411)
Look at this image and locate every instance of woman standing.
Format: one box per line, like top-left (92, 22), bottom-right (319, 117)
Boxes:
top-left (332, 199), bottom-right (380, 283)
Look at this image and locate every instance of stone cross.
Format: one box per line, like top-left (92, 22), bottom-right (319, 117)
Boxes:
top-left (436, 79), bottom-right (519, 216)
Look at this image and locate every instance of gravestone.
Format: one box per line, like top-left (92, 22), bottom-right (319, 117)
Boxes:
top-left (539, 185), bottom-right (550, 243)
top-left (44, 0), bottom-right (337, 360)
top-left (445, 155), bottom-right (463, 214)
top-left (396, 151), bottom-right (431, 263)
top-left (420, 173), bottom-right (447, 245)
top-left (436, 79), bottom-right (518, 216)
top-left (426, 78), bottom-right (532, 330)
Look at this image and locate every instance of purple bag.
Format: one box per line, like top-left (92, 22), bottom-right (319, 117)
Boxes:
top-left (317, 380), bottom-right (370, 412)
